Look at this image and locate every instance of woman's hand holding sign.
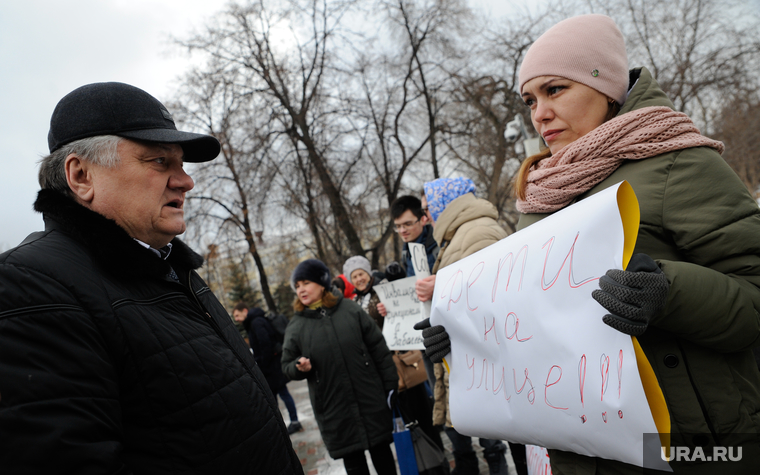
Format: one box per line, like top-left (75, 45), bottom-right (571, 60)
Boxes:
top-left (415, 275), bottom-right (436, 301)
top-left (413, 318), bottom-right (450, 363)
top-left (592, 253), bottom-right (669, 336)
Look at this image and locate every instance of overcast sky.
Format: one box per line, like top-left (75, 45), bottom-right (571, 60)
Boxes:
top-left (0, 0), bottom-right (525, 250)
top-left (0, 0), bottom-right (227, 249)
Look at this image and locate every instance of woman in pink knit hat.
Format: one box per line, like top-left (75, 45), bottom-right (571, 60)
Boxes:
top-left (418, 13), bottom-right (760, 475)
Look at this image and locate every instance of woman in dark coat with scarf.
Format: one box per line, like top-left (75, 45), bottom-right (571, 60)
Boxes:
top-left (281, 259), bottom-right (399, 475)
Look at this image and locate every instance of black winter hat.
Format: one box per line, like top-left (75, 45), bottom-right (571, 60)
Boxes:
top-left (48, 82), bottom-right (221, 162)
top-left (291, 259), bottom-right (332, 290)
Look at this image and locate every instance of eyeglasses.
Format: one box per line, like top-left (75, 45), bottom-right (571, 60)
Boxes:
top-left (421, 206), bottom-right (429, 212)
top-left (394, 218), bottom-right (421, 232)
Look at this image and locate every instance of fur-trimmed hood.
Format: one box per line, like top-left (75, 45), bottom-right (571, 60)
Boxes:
top-left (33, 188), bottom-right (203, 279)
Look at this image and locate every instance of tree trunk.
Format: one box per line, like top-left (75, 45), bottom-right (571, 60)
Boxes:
top-left (245, 233), bottom-right (278, 314)
top-left (297, 124), bottom-right (366, 257)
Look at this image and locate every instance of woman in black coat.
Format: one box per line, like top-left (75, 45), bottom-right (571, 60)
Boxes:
top-left (281, 259), bottom-right (399, 475)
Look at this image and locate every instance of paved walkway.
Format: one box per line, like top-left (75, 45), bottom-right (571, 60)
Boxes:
top-left (278, 378), bottom-right (519, 474)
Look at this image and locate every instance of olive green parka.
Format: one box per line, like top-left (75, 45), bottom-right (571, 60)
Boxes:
top-left (518, 67), bottom-right (760, 474)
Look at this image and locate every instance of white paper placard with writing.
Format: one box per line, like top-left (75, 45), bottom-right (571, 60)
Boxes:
top-left (526, 445), bottom-right (552, 475)
top-left (408, 242), bottom-right (431, 278)
top-left (408, 242), bottom-right (433, 321)
top-left (429, 182), bottom-right (668, 470)
top-left (377, 276), bottom-right (425, 350)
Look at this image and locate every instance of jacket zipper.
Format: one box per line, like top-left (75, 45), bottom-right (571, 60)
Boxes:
top-left (186, 271), bottom-right (256, 377)
top-left (315, 308), bottom-right (329, 385)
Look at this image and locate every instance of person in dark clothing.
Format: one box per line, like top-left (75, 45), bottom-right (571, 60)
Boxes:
top-left (343, 256), bottom-right (445, 453)
top-left (282, 259), bottom-right (399, 475)
top-left (390, 195), bottom-right (439, 389)
top-left (233, 302), bottom-right (302, 435)
top-left (0, 82), bottom-right (302, 474)
top-left (391, 195), bottom-right (439, 276)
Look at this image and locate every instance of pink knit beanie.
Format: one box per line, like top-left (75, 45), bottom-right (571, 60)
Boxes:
top-left (519, 14), bottom-right (629, 106)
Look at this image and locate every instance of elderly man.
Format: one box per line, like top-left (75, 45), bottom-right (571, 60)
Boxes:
top-left (0, 83), bottom-right (303, 474)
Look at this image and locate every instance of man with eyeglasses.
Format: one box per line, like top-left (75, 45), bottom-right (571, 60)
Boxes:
top-left (390, 195), bottom-right (439, 277)
top-left (391, 195), bottom-right (438, 384)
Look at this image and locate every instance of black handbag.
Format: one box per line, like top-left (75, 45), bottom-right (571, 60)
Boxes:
top-left (408, 421), bottom-right (450, 475)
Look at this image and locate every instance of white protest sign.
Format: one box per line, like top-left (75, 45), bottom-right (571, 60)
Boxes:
top-left (526, 445), bottom-right (552, 475)
top-left (430, 182), bottom-right (669, 471)
top-left (409, 242), bottom-right (431, 278)
top-left (409, 242), bottom-right (432, 321)
top-left (376, 276), bottom-right (425, 350)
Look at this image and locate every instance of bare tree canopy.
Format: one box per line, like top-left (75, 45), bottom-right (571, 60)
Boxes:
top-left (171, 0), bottom-right (760, 298)
top-left (586, 0), bottom-right (760, 129)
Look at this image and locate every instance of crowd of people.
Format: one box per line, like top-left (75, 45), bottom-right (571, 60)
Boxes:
top-left (1, 12), bottom-right (758, 475)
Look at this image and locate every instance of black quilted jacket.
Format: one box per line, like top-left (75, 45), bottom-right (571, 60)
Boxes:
top-left (0, 189), bottom-right (303, 475)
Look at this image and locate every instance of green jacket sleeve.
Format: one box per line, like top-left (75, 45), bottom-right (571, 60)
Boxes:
top-left (652, 147), bottom-right (760, 351)
top-left (280, 319), bottom-right (308, 380)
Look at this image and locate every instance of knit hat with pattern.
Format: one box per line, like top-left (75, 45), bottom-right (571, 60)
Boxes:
top-left (519, 14), bottom-right (629, 106)
top-left (423, 177), bottom-right (476, 222)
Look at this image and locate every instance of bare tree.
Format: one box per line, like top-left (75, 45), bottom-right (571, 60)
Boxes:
top-left (380, 0), bottom-right (472, 180)
top-left (438, 8), bottom-right (558, 231)
top-left (170, 0), bottom-right (759, 274)
top-left (179, 0), bottom-right (367, 257)
top-left (171, 67), bottom-right (281, 313)
top-left (344, 52), bottom-right (436, 266)
top-left (713, 92), bottom-right (760, 198)
top-left (585, 0), bottom-right (760, 130)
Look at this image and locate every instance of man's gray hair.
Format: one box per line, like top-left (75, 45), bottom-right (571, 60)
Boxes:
top-left (38, 136), bottom-right (123, 195)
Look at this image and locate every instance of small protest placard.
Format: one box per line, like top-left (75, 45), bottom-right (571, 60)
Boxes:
top-left (408, 242), bottom-right (433, 321)
top-left (376, 276), bottom-right (424, 350)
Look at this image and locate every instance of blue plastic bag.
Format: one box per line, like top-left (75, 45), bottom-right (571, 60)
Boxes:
top-left (393, 407), bottom-right (419, 475)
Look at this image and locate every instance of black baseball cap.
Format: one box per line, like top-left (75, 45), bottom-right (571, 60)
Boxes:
top-left (47, 82), bottom-right (221, 162)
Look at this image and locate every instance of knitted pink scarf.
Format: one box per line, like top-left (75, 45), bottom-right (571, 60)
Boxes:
top-left (516, 106), bottom-right (724, 213)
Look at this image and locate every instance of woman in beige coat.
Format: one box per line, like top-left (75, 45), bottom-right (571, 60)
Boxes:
top-left (416, 177), bottom-right (513, 475)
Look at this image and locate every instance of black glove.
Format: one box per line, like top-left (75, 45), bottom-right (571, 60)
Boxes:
top-left (592, 253), bottom-right (669, 336)
top-left (384, 261), bottom-right (406, 282)
top-left (387, 389), bottom-right (398, 409)
top-left (413, 318), bottom-right (450, 363)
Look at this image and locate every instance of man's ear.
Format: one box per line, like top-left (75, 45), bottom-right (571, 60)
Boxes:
top-left (420, 214), bottom-right (429, 225)
top-left (65, 154), bottom-right (95, 203)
